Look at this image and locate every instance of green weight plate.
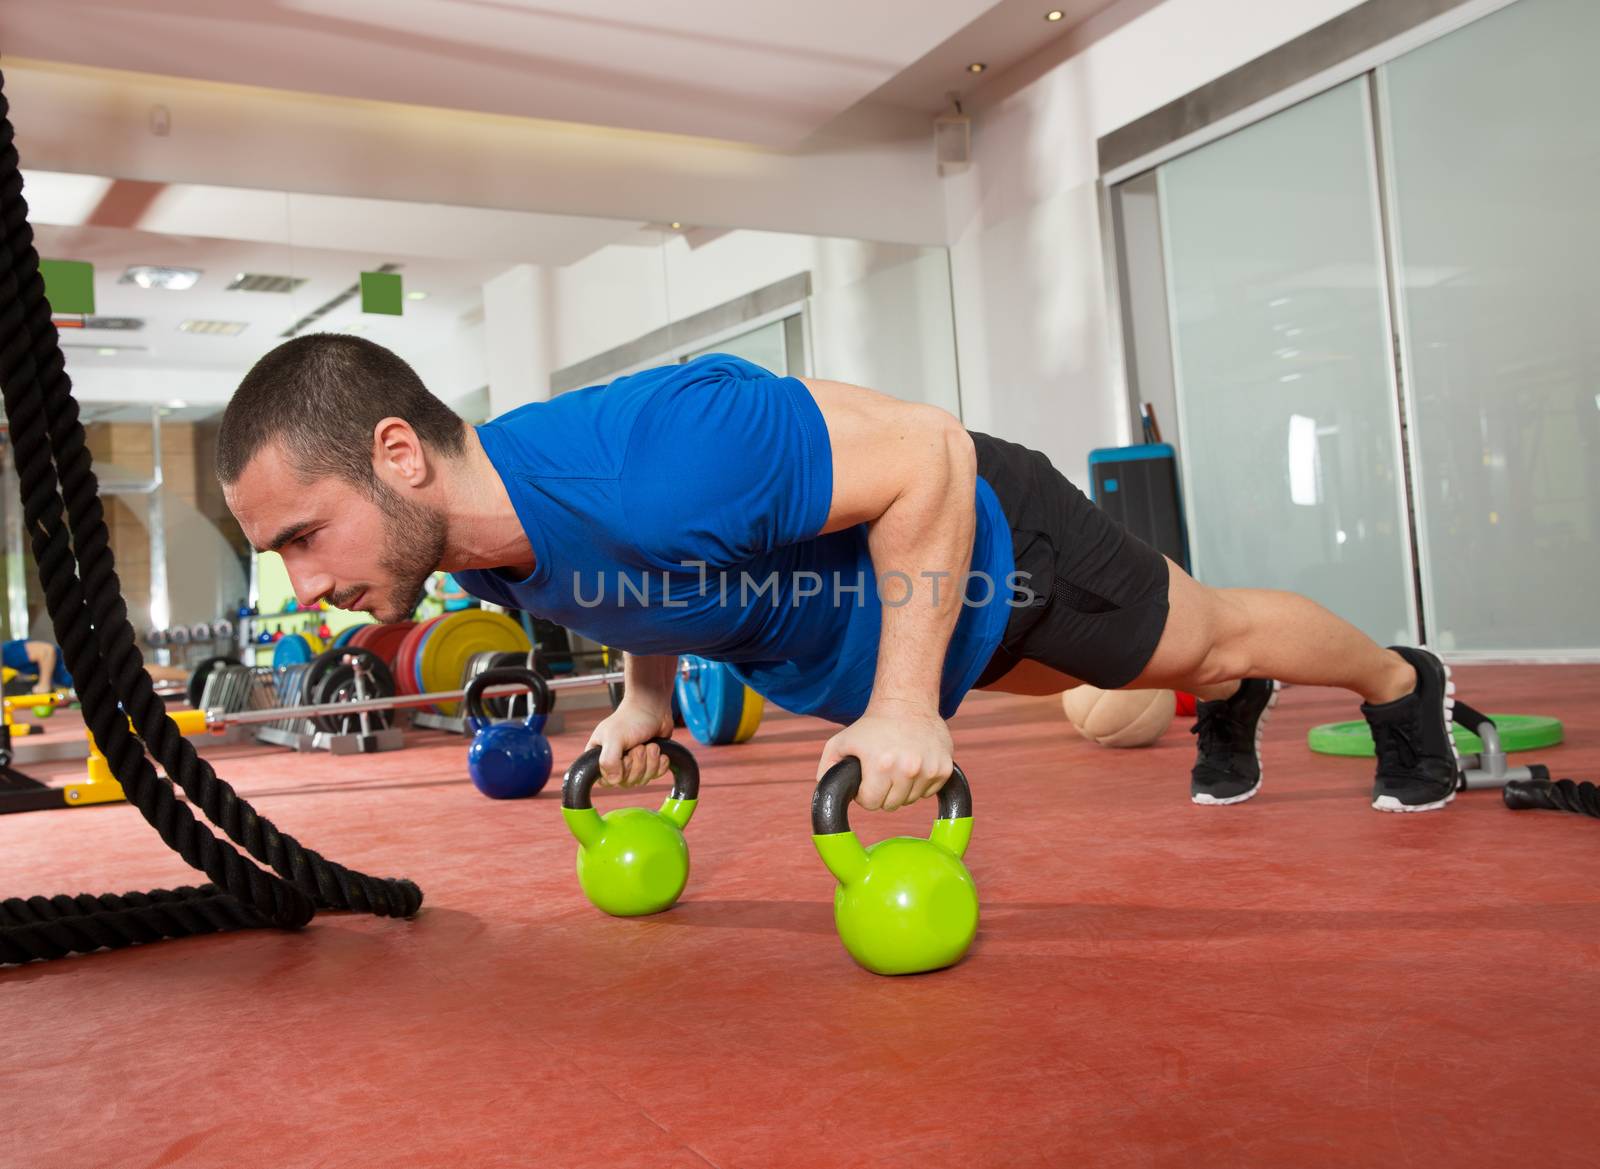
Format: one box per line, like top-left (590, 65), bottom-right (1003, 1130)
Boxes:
top-left (418, 610), bottom-right (531, 716)
top-left (1307, 713), bottom-right (1564, 758)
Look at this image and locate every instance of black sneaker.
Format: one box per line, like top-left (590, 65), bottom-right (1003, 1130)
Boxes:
top-left (1190, 679), bottom-right (1280, 805)
top-left (1363, 646), bottom-right (1459, 813)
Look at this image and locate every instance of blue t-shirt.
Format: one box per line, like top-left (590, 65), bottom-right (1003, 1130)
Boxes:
top-left (454, 354), bottom-right (1013, 725)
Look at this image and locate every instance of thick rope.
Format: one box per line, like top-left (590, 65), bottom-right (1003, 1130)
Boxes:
top-left (1504, 777), bottom-right (1600, 819)
top-left (0, 69), bottom-right (422, 964)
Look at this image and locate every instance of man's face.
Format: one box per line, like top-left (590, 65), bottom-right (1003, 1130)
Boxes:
top-left (225, 444), bottom-right (447, 623)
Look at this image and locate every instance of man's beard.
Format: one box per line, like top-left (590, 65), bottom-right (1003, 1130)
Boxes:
top-left (364, 480), bottom-right (448, 622)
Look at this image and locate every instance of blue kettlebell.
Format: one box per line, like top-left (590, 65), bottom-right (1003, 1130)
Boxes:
top-left (465, 666), bottom-right (553, 799)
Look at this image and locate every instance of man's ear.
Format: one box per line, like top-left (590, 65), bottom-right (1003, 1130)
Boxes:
top-left (373, 417), bottom-right (427, 485)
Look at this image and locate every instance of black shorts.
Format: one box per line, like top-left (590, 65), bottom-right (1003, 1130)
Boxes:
top-left (971, 431), bottom-right (1171, 690)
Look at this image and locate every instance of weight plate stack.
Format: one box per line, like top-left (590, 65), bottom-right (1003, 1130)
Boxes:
top-left (349, 621), bottom-right (416, 677)
top-left (392, 617), bottom-right (443, 700)
top-left (418, 610), bottom-right (531, 716)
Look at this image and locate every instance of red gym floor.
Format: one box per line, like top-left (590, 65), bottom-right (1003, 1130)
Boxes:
top-left (4, 665), bottom-right (1599, 1169)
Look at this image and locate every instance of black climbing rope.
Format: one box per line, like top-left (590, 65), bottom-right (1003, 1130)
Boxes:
top-left (0, 68), bottom-right (422, 964)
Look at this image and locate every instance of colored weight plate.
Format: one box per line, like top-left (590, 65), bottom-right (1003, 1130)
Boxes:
top-left (731, 685), bottom-right (764, 743)
top-left (352, 621), bottom-right (416, 675)
top-left (330, 625), bottom-right (364, 649)
top-left (386, 622), bottom-right (419, 694)
top-left (1307, 713), bottom-right (1564, 758)
top-left (675, 655), bottom-right (748, 746)
top-left (413, 619), bottom-right (441, 705)
top-left (272, 633), bottom-right (316, 671)
top-left (392, 617), bottom-right (442, 698)
top-left (418, 610), bottom-right (531, 717)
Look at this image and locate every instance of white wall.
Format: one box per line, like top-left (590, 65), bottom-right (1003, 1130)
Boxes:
top-left (945, 0), bottom-right (1369, 481)
top-left (537, 230), bottom-right (962, 415)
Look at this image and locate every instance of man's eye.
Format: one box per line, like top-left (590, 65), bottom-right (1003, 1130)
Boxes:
top-left (295, 533), bottom-right (314, 549)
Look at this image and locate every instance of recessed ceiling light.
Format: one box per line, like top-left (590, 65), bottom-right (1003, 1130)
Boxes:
top-left (167, 398), bottom-right (188, 409)
top-left (406, 290), bottom-right (428, 301)
top-left (1046, 9), bottom-right (1064, 20)
top-left (121, 265), bottom-right (202, 291)
top-left (97, 347), bottom-right (117, 357)
top-left (967, 62), bottom-right (987, 74)
top-left (670, 222), bottom-right (682, 230)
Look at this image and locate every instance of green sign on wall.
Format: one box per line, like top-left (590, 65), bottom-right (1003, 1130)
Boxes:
top-left (41, 259), bottom-right (95, 315)
top-left (360, 271), bottom-right (403, 316)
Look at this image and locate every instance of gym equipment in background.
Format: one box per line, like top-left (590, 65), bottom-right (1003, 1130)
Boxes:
top-left (1087, 442), bottom-right (1190, 571)
top-left (811, 759), bottom-right (978, 976)
top-left (675, 655), bottom-right (763, 746)
top-left (1505, 775), bottom-right (1600, 819)
top-left (465, 667), bottom-right (553, 800)
top-left (0, 69), bottom-right (421, 963)
top-left (1308, 705), bottom-right (1563, 769)
top-left (561, 738), bottom-right (699, 917)
top-left (1062, 685), bottom-right (1175, 748)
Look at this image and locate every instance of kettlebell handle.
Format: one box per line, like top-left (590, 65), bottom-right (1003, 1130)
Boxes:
top-left (562, 738), bottom-right (700, 810)
top-left (464, 666), bottom-right (550, 730)
top-left (811, 758), bottom-right (971, 836)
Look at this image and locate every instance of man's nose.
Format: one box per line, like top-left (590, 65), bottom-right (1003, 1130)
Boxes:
top-left (289, 570), bottom-right (330, 610)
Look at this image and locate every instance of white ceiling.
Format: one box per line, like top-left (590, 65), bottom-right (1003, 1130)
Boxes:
top-left (22, 171), bottom-right (647, 265)
top-left (6, 0), bottom-right (1127, 412)
top-left (1, 0), bottom-right (1010, 148)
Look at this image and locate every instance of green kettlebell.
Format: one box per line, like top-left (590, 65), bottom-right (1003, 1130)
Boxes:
top-left (561, 738), bottom-right (699, 916)
top-left (811, 758), bottom-right (978, 975)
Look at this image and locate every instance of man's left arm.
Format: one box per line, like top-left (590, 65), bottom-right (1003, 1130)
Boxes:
top-left (803, 378), bottom-right (977, 812)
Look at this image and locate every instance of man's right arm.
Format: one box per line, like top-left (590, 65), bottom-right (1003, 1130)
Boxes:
top-left (622, 652), bottom-right (678, 715)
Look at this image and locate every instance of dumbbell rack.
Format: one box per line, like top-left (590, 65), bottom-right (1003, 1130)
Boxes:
top-left (146, 618), bottom-right (239, 669)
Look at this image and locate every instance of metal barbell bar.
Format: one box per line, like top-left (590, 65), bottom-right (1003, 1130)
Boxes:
top-left (203, 669), bottom-right (626, 730)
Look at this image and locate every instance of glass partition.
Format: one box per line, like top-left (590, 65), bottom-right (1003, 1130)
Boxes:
top-left (1158, 79), bottom-right (1416, 645)
top-left (1380, 0), bottom-right (1600, 653)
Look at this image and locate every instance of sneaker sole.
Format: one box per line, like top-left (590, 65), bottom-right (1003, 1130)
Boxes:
top-left (1192, 681), bottom-right (1280, 807)
top-left (1371, 654), bottom-right (1459, 814)
top-left (1372, 789), bottom-right (1457, 813)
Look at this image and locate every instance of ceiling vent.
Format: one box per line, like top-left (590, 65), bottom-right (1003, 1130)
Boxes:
top-left (177, 319), bottom-right (249, 336)
top-left (83, 316), bottom-right (145, 331)
top-left (226, 272), bottom-right (307, 294)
